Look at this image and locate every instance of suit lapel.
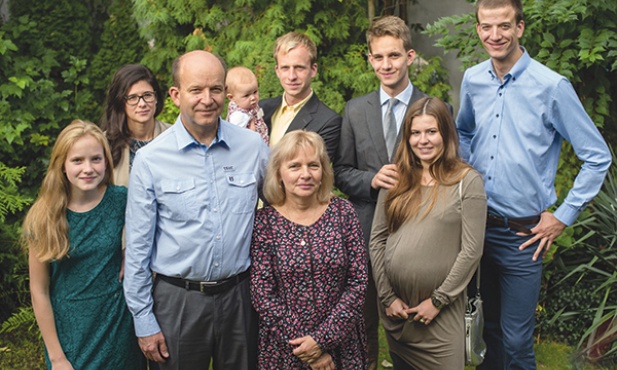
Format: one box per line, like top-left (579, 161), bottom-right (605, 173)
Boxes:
top-left (286, 94), bottom-right (318, 133)
top-left (260, 96), bottom-right (283, 130)
top-left (365, 91), bottom-right (390, 164)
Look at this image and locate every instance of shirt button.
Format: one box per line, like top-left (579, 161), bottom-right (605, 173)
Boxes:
top-left (216, 235), bottom-right (221, 240)
top-left (499, 93), bottom-right (502, 96)
top-left (496, 114), bottom-right (499, 117)
top-left (488, 176), bottom-right (492, 180)
top-left (490, 156), bottom-right (494, 160)
top-left (213, 208), bottom-right (218, 212)
top-left (214, 263), bottom-right (219, 267)
top-left (493, 135), bottom-right (497, 139)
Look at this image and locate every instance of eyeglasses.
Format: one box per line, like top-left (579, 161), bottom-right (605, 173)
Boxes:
top-left (124, 91), bottom-right (157, 106)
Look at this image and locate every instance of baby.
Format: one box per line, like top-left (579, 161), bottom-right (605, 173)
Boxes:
top-left (226, 66), bottom-right (269, 144)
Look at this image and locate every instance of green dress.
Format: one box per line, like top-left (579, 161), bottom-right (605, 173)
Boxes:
top-left (47, 185), bottom-right (144, 369)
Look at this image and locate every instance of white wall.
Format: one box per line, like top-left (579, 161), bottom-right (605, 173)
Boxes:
top-left (408, 1), bottom-right (476, 114)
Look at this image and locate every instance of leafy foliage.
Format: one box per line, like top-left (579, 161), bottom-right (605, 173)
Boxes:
top-left (133, 0), bottom-right (451, 113)
top-left (541, 148), bottom-right (617, 362)
top-left (0, 164), bottom-right (31, 224)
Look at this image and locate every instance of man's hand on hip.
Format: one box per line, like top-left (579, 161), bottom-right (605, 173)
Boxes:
top-left (518, 211), bottom-right (566, 261)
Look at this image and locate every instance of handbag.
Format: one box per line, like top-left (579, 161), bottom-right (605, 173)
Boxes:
top-left (458, 178), bottom-right (487, 366)
top-left (465, 267), bottom-right (487, 366)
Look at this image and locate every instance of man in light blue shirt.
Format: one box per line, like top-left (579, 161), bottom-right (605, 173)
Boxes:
top-left (457, 0), bottom-right (611, 368)
top-left (123, 50), bottom-right (269, 370)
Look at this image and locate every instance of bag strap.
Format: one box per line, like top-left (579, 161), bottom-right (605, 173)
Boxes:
top-left (459, 175), bottom-right (481, 299)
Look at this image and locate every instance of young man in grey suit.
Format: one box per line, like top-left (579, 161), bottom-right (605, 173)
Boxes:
top-left (260, 32), bottom-right (341, 161)
top-left (334, 16), bottom-right (427, 370)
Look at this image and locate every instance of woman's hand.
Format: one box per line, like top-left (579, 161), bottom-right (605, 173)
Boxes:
top-left (385, 298), bottom-right (409, 319)
top-left (290, 335), bottom-right (322, 363)
top-left (309, 352), bottom-right (335, 370)
top-left (406, 298), bottom-right (440, 325)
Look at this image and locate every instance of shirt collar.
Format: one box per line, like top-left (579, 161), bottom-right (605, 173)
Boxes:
top-left (281, 90), bottom-right (313, 113)
top-left (379, 80), bottom-right (413, 106)
top-left (489, 46), bottom-right (530, 83)
top-left (174, 115), bottom-right (225, 150)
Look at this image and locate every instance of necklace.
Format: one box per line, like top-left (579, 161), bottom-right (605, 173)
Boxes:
top-left (277, 201), bottom-right (327, 227)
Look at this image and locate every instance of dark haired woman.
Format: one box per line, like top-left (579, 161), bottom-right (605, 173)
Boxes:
top-left (100, 64), bottom-right (170, 186)
top-left (370, 97), bottom-right (487, 369)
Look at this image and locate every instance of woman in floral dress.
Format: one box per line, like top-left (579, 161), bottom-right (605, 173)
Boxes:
top-left (250, 130), bottom-right (368, 370)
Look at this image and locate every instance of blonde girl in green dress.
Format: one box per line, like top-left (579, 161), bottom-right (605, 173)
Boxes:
top-left (24, 120), bottom-right (144, 370)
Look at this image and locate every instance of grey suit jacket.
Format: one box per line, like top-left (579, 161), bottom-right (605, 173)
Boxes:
top-left (260, 93), bottom-right (342, 162)
top-left (333, 87), bottom-right (427, 248)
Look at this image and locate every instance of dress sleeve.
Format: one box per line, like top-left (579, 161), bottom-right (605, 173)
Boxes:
top-left (369, 189), bottom-right (399, 308)
top-left (249, 210), bottom-right (303, 342)
top-left (434, 171), bottom-right (487, 304)
top-left (228, 110), bottom-right (250, 128)
top-left (311, 199), bottom-right (368, 351)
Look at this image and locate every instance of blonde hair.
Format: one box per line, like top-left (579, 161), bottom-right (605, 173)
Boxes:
top-left (273, 32), bottom-right (318, 65)
top-left (386, 97), bottom-right (470, 233)
top-left (22, 120), bottom-right (114, 261)
top-left (226, 66), bottom-right (258, 96)
top-left (263, 130), bottom-right (333, 206)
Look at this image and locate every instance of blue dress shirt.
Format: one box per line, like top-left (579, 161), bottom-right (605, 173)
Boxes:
top-left (123, 117), bottom-right (269, 337)
top-left (457, 47), bottom-right (610, 226)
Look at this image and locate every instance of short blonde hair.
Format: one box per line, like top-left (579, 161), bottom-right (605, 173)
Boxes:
top-left (273, 32), bottom-right (318, 65)
top-left (226, 66), bottom-right (258, 95)
top-left (366, 16), bottom-right (413, 54)
top-left (263, 130), bottom-right (333, 205)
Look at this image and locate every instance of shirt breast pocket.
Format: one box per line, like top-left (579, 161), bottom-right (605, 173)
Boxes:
top-left (226, 173), bottom-right (257, 214)
top-left (159, 179), bottom-right (199, 221)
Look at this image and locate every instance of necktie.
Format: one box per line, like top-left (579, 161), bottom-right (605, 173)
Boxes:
top-left (385, 98), bottom-right (398, 158)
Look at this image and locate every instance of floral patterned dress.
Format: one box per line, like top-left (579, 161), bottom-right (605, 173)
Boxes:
top-left (250, 197), bottom-right (368, 369)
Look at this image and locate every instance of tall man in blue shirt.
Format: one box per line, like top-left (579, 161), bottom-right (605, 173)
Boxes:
top-left (123, 50), bottom-right (269, 370)
top-left (457, 0), bottom-right (611, 368)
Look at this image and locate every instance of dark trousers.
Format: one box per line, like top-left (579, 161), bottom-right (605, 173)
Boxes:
top-left (365, 265), bottom-right (380, 369)
top-left (477, 225), bottom-right (542, 370)
top-left (153, 276), bottom-right (257, 370)
top-left (390, 352), bottom-right (416, 370)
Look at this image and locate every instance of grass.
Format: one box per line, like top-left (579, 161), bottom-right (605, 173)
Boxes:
top-left (1, 325), bottom-right (614, 369)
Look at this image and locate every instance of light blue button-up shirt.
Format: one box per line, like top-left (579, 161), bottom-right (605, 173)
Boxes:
top-left (457, 47), bottom-right (610, 226)
top-left (123, 116), bottom-right (269, 337)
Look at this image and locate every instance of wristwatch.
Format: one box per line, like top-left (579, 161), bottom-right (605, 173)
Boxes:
top-left (431, 295), bottom-right (445, 310)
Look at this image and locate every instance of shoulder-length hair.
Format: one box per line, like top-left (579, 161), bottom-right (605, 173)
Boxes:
top-left (263, 130), bottom-right (333, 206)
top-left (100, 64), bottom-right (164, 167)
top-left (22, 120), bottom-right (115, 262)
top-left (386, 97), bottom-right (471, 233)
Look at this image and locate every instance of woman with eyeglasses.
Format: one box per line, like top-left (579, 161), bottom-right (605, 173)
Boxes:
top-left (100, 64), bottom-right (171, 187)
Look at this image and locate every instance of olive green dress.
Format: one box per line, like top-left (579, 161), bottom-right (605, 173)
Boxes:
top-left (370, 170), bottom-right (487, 369)
top-left (47, 185), bottom-right (144, 369)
